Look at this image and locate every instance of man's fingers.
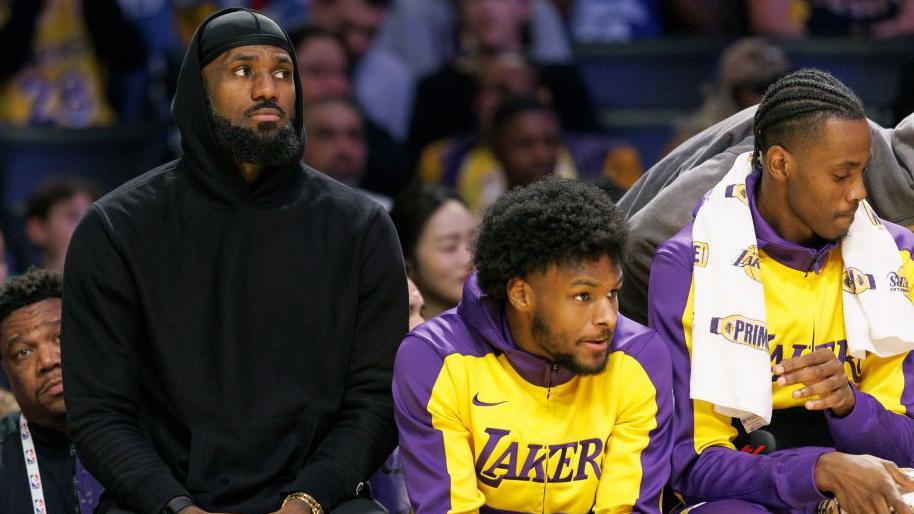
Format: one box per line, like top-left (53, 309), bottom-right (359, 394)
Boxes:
top-left (887, 464), bottom-right (914, 492)
top-left (793, 374), bottom-right (848, 399)
top-left (773, 348), bottom-right (835, 376)
top-left (778, 359), bottom-right (841, 387)
top-left (890, 498), bottom-right (914, 514)
top-left (804, 396), bottom-right (845, 411)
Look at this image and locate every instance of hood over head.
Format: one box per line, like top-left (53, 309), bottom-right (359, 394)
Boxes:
top-left (171, 8), bottom-right (305, 205)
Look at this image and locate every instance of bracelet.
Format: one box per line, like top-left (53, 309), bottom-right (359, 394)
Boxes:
top-left (283, 492), bottom-right (323, 514)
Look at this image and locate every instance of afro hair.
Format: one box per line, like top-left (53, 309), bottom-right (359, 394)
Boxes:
top-left (474, 176), bottom-right (627, 301)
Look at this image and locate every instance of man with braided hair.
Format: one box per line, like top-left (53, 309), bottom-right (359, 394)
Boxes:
top-left (393, 177), bottom-right (674, 513)
top-left (650, 69), bottom-right (914, 513)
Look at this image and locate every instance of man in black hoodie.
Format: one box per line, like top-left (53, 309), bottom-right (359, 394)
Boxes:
top-left (60, 8), bottom-right (407, 514)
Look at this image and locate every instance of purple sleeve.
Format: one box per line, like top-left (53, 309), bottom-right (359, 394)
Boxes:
top-left (391, 335), bottom-right (455, 514)
top-left (648, 245), bottom-right (831, 510)
top-left (629, 333), bottom-right (674, 514)
top-left (827, 380), bottom-right (914, 467)
top-left (826, 223), bottom-right (914, 466)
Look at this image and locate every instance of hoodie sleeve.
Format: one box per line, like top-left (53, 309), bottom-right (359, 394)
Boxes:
top-left (826, 232), bottom-right (914, 466)
top-left (393, 335), bottom-right (485, 514)
top-left (284, 207), bottom-right (408, 510)
top-left (648, 238), bottom-right (830, 511)
top-left (62, 207), bottom-right (191, 514)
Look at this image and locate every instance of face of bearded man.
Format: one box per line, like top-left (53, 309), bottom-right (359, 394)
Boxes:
top-left (202, 44), bottom-right (303, 168)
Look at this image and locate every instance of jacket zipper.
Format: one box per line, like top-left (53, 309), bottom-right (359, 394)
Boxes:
top-left (541, 363), bottom-right (559, 513)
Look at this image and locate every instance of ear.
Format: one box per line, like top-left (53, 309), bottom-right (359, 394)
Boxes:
top-left (506, 276), bottom-right (534, 313)
top-left (25, 218), bottom-right (48, 247)
top-left (764, 145), bottom-right (793, 182)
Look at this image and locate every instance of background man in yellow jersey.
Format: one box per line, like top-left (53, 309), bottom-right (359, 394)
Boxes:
top-left (650, 69), bottom-right (914, 514)
top-left (394, 177), bottom-right (674, 513)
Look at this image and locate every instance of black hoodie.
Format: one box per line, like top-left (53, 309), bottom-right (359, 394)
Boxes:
top-left (60, 8), bottom-right (407, 514)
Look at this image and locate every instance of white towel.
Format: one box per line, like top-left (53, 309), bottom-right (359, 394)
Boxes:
top-left (690, 152), bottom-right (914, 431)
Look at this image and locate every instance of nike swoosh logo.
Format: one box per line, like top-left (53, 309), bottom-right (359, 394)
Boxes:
top-left (472, 393), bottom-right (508, 407)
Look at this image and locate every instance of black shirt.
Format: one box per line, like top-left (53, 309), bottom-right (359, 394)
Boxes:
top-left (61, 8), bottom-right (408, 514)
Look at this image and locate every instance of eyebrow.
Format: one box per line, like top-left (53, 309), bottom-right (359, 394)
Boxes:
top-left (228, 53), bottom-right (293, 65)
top-left (833, 160), bottom-right (865, 168)
top-left (5, 319), bottom-right (61, 346)
top-left (570, 279), bottom-right (599, 287)
top-left (569, 274), bottom-right (624, 288)
top-left (432, 234), bottom-right (462, 243)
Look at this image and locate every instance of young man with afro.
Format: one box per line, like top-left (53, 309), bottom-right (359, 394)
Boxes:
top-left (392, 176), bottom-right (673, 513)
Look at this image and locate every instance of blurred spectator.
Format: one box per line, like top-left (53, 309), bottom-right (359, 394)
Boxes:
top-left (748, 0), bottom-right (914, 38)
top-left (172, 1), bottom-right (310, 37)
top-left (661, 0), bottom-right (747, 35)
top-left (665, 37), bottom-right (790, 153)
top-left (291, 25), bottom-right (350, 100)
top-left (24, 177), bottom-right (98, 272)
top-left (567, 0), bottom-right (663, 42)
top-left (408, 0), bottom-right (597, 160)
top-left (291, 25), bottom-right (411, 196)
top-left (419, 96), bottom-right (639, 214)
top-left (309, 0), bottom-right (414, 141)
top-left (390, 184), bottom-right (477, 320)
top-left (301, 97), bottom-right (394, 208)
top-left (0, 0), bottom-right (148, 127)
top-left (375, 0), bottom-right (572, 81)
top-left (116, 0), bottom-right (186, 121)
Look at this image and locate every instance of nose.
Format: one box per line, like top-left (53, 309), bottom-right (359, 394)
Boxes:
top-left (593, 296), bottom-right (618, 330)
top-left (458, 242), bottom-right (473, 271)
top-left (36, 342), bottom-right (61, 374)
top-left (847, 174), bottom-right (867, 203)
top-left (252, 71), bottom-right (279, 102)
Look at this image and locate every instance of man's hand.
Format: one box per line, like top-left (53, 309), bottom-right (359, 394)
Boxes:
top-left (773, 347), bottom-right (855, 417)
top-left (815, 452), bottom-right (914, 514)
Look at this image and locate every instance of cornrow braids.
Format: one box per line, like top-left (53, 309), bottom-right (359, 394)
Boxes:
top-left (752, 68), bottom-right (865, 169)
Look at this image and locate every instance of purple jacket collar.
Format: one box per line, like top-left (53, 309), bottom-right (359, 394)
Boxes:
top-left (457, 275), bottom-right (578, 388)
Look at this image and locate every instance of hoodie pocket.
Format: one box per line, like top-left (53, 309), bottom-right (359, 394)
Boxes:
top-left (185, 415), bottom-right (318, 497)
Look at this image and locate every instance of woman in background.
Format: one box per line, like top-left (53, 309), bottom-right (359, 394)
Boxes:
top-left (391, 184), bottom-right (477, 320)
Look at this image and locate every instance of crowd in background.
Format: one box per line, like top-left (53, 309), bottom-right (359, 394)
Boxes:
top-left (0, 1), bottom-right (913, 272)
top-left (0, 0), bottom-right (909, 325)
top-left (0, 1), bottom-right (912, 336)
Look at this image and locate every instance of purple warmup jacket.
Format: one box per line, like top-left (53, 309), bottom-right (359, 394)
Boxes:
top-left (393, 275), bottom-right (674, 513)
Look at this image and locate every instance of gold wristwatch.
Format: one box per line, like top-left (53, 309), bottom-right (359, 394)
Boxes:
top-left (283, 492), bottom-right (323, 514)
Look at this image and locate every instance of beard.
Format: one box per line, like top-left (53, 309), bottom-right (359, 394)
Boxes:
top-left (531, 309), bottom-right (610, 376)
top-left (209, 108), bottom-right (303, 168)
